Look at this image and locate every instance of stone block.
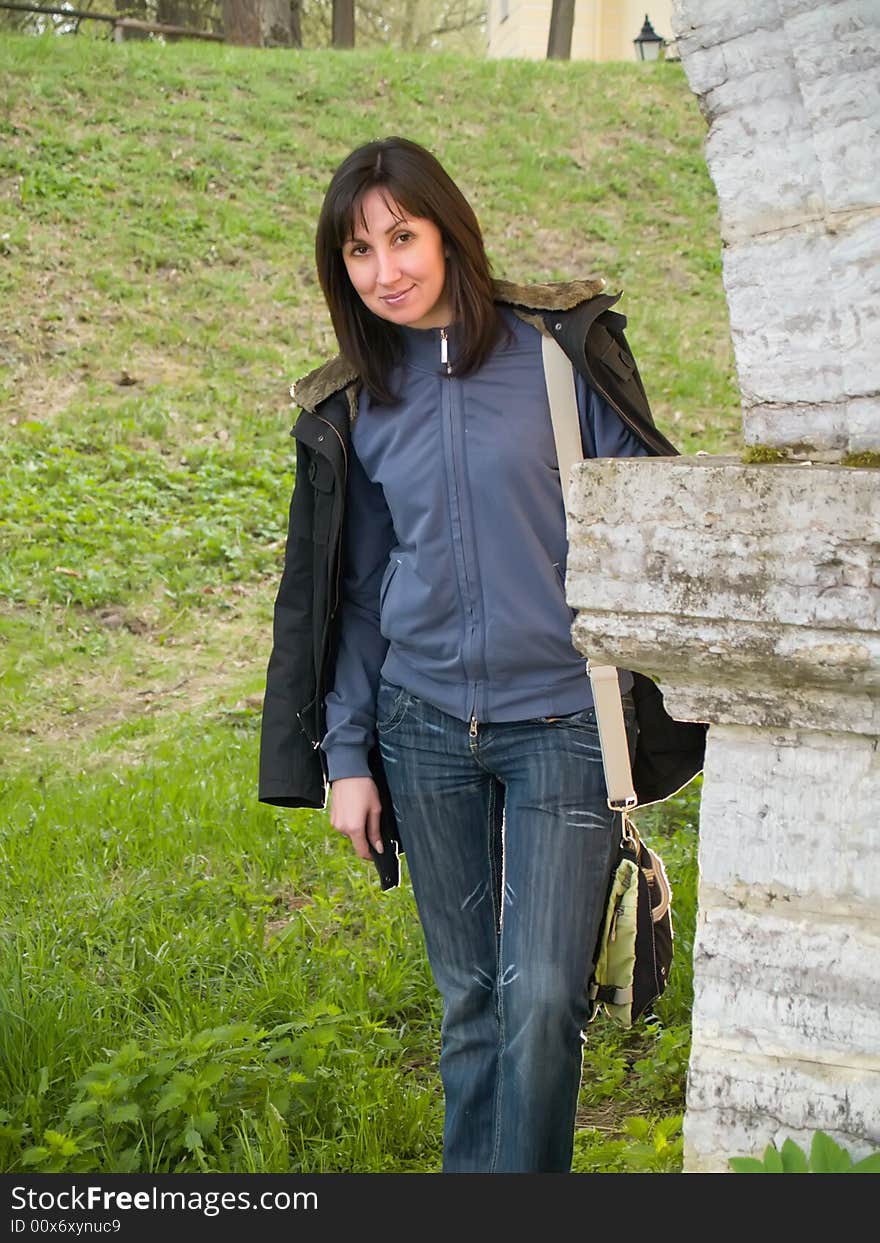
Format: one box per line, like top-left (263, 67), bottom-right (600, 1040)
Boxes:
top-left (698, 725), bottom-right (880, 912)
top-left (684, 1046), bottom-right (880, 1171)
top-left (722, 214), bottom-right (880, 439)
top-left (566, 460), bottom-right (880, 726)
top-left (691, 905), bottom-right (880, 1059)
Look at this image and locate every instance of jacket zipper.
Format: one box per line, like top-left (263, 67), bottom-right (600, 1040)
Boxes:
top-left (441, 326), bottom-right (479, 737)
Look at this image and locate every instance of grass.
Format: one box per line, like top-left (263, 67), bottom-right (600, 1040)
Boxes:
top-left (0, 32), bottom-right (726, 1172)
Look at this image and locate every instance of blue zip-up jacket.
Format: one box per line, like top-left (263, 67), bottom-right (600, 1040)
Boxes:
top-left (321, 305), bottom-right (649, 782)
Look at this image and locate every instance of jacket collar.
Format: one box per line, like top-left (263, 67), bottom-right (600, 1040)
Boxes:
top-left (292, 277), bottom-right (608, 413)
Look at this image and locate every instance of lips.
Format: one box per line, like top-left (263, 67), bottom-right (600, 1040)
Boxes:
top-left (381, 285), bottom-right (415, 305)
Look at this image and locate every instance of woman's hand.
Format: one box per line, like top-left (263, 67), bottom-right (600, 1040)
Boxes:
top-left (329, 776), bottom-right (384, 859)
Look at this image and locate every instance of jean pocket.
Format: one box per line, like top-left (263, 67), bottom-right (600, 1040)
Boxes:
top-left (542, 706), bottom-right (598, 727)
top-left (376, 678), bottom-right (410, 734)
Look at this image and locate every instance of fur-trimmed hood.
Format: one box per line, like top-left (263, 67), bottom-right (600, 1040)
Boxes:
top-left (291, 276), bottom-right (609, 413)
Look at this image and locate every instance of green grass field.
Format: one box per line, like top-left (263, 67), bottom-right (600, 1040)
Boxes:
top-left (0, 33), bottom-right (727, 1172)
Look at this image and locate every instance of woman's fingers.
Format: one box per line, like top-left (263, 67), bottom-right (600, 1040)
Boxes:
top-left (329, 777), bottom-right (383, 860)
top-left (343, 824), bottom-right (372, 860)
top-left (366, 804), bottom-right (384, 855)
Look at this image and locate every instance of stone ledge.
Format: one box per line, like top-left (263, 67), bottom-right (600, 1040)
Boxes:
top-left (566, 456), bottom-right (880, 728)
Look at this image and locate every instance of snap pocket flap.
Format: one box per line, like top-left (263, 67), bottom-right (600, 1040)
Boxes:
top-left (307, 455), bottom-right (334, 493)
top-left (599, 333), bottom-right (635, 382)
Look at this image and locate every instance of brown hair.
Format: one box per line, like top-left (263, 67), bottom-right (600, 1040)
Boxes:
top-left (315, 136), bottom-right (504, 405)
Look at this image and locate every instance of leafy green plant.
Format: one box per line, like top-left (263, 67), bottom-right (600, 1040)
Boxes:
top-left (729, 1131), bottom-right (880, 1174)
top-left (17, 1019), bottom-right (328, 1172)
top-left (11, 1010), bottom-right (426, 1173)
top-left (573, 1114), bottom-right (683, 1173)
top-left (631, 1023), bottom-right (691, 1112)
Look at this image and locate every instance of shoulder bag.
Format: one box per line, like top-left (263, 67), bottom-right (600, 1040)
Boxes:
top-left (541, 334), bottom-right (687, 1025)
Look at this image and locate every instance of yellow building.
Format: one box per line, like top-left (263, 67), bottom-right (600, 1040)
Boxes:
top-left (487, 2), bottom-right (675, 61)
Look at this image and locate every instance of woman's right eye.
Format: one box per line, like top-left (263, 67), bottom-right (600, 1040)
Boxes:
top-left (348, 244), bottom-right (369, 257)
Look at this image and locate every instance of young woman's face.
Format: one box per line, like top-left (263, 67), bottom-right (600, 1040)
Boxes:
top-left (342, 186), bottom-right (452, 330)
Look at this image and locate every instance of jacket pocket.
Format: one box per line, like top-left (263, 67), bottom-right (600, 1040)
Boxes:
top-left (308, 455), bottom-right (335, 546)
top-left (598, 330), bottom-right (635, 383)
top-left (553, 561), bottom-right (576, 621)
top-left (379, 557), bottom-right (401, 616)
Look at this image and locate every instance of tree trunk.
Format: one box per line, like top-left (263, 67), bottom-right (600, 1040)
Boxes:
top-left (332, 0), bottom-right (354, 47)
top-left (290, 0), bottom-right (302, 47)
top-left (156, 0), bottom-right (203, 36)
top-left (261, 0), bottom-right (292, 44)
top-left (546, 0), bottom-right (575, 59)
top-left (224, 0), bottom-right (261, 45)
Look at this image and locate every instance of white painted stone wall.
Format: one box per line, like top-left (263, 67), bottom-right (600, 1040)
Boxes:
top-left (566, 458), bottom-right (880, 1170)
top-left (672, 0), bottom-right (880, 456)
top-left (563, 0), bottom-right (880, 1173)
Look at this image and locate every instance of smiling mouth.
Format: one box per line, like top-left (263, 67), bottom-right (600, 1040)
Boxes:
top-left (381, 286), bottom-right (415, 304)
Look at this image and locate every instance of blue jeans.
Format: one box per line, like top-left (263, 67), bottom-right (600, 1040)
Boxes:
top-left (376, 676), bottom-right (637, 1173)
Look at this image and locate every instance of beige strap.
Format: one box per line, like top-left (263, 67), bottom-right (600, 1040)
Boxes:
top-left (588, 662), bottom-right (637, 811)
top-left (541, 333), bottom-right (637, 812)
top-left (541, 333), bottom-right (582, 506)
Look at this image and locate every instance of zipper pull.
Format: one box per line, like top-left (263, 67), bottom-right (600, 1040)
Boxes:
top-left (469, 716), bottom-right (478, 739)
top-left (440, 327), bottom-right (451, 374)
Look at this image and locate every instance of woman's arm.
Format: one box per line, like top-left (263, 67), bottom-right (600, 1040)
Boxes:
top-left (258, 438), bottom-right (327, 809)
top-left (321, 443), bottom-right (396, 780)
top-left (321, 445), bottom-right (396, 859)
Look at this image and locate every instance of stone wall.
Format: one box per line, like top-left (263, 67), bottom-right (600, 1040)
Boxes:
top-left (566, 458), bottom-right (880, 1170)
top-left (673, 0), bottom-right (880, 457)
top-left (565, 0), bottom-right (880, 1171)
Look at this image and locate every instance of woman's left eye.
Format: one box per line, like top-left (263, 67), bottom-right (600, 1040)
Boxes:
top-left (394, 232), bottom-right (413, 244)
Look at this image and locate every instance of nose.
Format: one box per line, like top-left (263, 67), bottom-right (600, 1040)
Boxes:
top-left (375, 246), bottom-right (401, 288)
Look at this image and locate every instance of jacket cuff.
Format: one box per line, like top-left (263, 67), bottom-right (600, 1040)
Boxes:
top-left (325, 744), bottom-right (374, 783)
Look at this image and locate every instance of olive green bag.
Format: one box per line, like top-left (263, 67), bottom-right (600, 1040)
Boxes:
top-left (588, 812), bottom-right (673, 1026)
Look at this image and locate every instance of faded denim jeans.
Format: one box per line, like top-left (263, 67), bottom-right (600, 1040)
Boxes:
top-left (376, 676), bottom-right (637, 1173)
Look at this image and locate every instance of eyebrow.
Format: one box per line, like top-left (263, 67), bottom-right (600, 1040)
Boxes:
top-left (346, 219), bottom-right (410, 246)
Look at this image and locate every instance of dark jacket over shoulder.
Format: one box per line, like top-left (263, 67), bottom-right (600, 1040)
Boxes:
top-left (258, 279), bottom-right (707, 888)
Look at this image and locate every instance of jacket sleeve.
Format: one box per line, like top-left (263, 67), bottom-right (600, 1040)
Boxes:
top-left (576, 372), bottom-right (652, 459)
top-left (258, 437), bottom-right (327, 809)
top-left (319, 443), bottom-right (395, 782)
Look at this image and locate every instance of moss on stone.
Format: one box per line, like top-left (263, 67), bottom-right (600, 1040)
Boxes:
top-left (841, 451), bottom-right (880, 468)
top-left (742, 444), bottom-right (786, 464)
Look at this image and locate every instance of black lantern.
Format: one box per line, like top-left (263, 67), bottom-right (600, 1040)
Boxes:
top-left (634, 14), bottom-right (664, 61)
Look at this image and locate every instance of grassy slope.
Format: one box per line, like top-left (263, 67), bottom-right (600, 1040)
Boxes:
top-left (0, 34), bottom-right (722, 1172)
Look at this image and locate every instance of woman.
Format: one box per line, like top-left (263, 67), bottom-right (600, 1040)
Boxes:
top-left (259, 136), bottom-right (680, 1173)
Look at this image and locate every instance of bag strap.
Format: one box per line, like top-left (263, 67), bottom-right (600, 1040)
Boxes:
top-left (541, 334), bottom-right (638, 812)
